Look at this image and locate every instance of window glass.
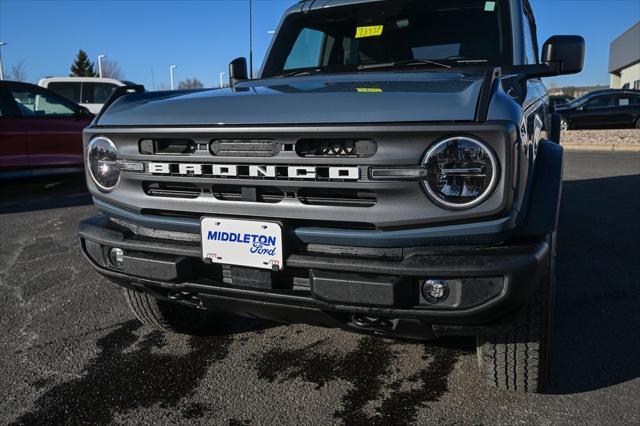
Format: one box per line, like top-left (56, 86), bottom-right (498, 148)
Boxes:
top-left (47, 82), bottom-right (81, 103)
top-left (584, 96), bottom-right (612, 109)
top-left (522, 12), bottom-right (537, 64)
top-left (82, 83), bottom-right (118, 104)
top-left (9, 88), bottom-right (76, 116)
top-left (618, 97), bottom-right (631, 107)
top-left (266, 0), bottom-right (509, 77)
top-left (284, 28), bottom-right (326, 70)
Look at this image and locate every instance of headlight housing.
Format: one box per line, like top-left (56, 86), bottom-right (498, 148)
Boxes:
top-left (87, 136), bottom-right (120, 192)
top-left (422, 136), bottom-right (499, 209)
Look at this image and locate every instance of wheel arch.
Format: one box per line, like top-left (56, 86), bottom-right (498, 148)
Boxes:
top-left (516, 139), bottom-right (564, 236)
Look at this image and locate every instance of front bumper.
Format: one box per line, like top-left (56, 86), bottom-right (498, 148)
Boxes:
top-left (78, 215), bottom-right (549, 339)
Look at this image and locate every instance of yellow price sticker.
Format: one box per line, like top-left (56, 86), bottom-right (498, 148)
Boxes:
top-left (356, 88), bottom-right (383, 93)
top-left (355, 25), bottom-right (384, 39)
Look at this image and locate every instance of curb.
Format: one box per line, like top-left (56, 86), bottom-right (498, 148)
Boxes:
top-left (561, 143), bottom-right (640, 152)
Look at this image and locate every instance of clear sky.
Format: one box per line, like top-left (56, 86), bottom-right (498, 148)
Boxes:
top-left (0, 0), bottom-right (639, 89)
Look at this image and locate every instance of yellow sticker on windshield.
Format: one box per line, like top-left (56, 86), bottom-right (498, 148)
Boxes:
top-left (357, 88), bottom-right (383, 93)
top-left (355, 25), bottom-right (384, 39)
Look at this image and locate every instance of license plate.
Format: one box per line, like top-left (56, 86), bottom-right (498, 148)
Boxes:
top-left (200, 217), bottom-right (283, 271)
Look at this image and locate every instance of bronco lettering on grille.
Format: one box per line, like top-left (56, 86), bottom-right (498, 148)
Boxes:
top-left (146, 163), bottom-right (360, 180)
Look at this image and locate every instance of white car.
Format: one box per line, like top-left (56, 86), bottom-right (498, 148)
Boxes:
top-left (38, 77), bottom-right (135, 114)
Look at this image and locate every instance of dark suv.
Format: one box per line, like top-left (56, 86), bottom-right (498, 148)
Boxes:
top-left (556, 89), bottom-right (640, 130)
top-left (78, 0), bottom-right (584, 392)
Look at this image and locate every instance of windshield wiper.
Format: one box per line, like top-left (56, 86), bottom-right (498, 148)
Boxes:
top-left (358, 58), bottom-right (452, 71)
top-left (276, 68), bottom-right (322, 78)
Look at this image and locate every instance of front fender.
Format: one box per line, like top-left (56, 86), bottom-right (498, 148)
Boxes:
top-left (516, 140), bottom-right (564, 236)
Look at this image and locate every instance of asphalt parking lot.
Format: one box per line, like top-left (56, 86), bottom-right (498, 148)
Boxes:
top-left (1, 150), bottom-right (639, 425)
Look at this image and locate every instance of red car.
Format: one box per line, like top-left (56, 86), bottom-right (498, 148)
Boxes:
top-left (0, 80), bottom-right (94, 176)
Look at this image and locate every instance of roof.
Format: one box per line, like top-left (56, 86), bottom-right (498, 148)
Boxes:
top-left (580, 88), bottom-right (640, 98)
top-left (609, 21), bottom-right (640, 73)
top-left (37, 76), bottom-right (128, 85)
top-left (296, 0), bottom-right (529, 12)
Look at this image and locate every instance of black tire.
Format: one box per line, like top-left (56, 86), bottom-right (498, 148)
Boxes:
top-left (635, 117), bottom-right (640, 129)
top-left (476, 233), bottom-right (556, 393)
top-left (123, 288), bottom-right (218, 335)
top-left (560, 118), bottom-right (569, 131)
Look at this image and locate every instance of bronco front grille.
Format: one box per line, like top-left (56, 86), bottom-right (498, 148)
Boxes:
top-left (143, 182), bottom-right (201, 199)
top-left (295, 139), bottom-right (377, 158)
top-left (211, 185), bottom-right (285, 203)
top-left (92, 123), bottom-right (511, 230)
top-left (298, 188), bottom-right (377, 207)
top-left (142, 181), bottom-right (377, 207)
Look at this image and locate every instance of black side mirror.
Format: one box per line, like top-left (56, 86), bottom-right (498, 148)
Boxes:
top-left (541, 35), bottom-right (585, 75)
top-left (229, 57), bottom-right (248, 87)
top-left (76, 106), bottom-right (93, 117)
top-left (513, 35), bottom-right (585, 80)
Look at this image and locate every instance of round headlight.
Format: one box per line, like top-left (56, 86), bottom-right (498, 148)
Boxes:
top-left (423, 136), bottom-right (498, 209)
top-left (87, 136), bottom-right (120, 191)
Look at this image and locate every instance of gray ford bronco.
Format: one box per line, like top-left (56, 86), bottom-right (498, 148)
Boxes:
top-left (78, 0), bottom-right (584, 392)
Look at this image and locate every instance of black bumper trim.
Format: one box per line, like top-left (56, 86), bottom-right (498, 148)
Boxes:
top-left (78, 214), bottom-right (549, 332)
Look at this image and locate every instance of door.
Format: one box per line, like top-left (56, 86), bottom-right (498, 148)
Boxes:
top-left (6, 84), bottom-right (87, 168)
top-left (610, 95), bottom-right (640, 127)
top-left (572, 95), bottom-right (615, 129)
top-left (0, 86), bottom-right (29, 172)
top-left (81, 82), bottom-right (119, 114)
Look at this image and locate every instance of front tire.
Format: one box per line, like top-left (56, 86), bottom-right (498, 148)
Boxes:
top-left (560, 118), bottom-right (569, 131)
top-left (476, 233), bottom-right (556, 393)
top-left (123, 288), bottom-right (218, 335)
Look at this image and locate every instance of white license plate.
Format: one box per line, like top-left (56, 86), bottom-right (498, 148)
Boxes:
top-left (200, 217), bottom-right (283, 270)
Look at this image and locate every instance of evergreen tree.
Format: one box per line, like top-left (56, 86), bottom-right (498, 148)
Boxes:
top-left (69, 50), bottom-right (97, 77)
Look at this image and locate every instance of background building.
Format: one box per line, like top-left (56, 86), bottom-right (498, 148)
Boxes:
top-left (609, 21), bottom-right (640, 89)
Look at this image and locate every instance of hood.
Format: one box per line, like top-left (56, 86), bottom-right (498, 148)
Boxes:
top-left (97, 71), bottom-right (486, 127)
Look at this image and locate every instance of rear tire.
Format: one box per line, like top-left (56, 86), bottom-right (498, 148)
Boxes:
top-left (635, 117), bottom-right (640, 129)
top-left (476, 233), bottom-right (556, 393)
top-left (123, 288), bottom-right (218, 335)
top-left (560, 118), bottom-right (569, 131)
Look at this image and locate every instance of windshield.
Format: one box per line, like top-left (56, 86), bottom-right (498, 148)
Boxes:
top-left (262, 0), bottom-right (511, 78)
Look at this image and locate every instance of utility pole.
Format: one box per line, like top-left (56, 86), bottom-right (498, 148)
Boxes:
top-left (219, 72), bottom-right (226, 88)
top-left (170, 65), bottom-right (177, 90)
top-left (0, 42), bottom-right (6, 80)
top-left (98, 54), bottom-right (106, 78)
top-left (249, 0), bottom-right (253, 78)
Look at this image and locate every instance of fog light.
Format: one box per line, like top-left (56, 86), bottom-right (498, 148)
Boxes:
top-left (422, 279), bottom-right (449, 304)
top-left (109, 248), bottom-right (124, 269)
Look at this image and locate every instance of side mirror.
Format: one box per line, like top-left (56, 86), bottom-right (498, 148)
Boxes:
top-left (76, 106), bottom-right (93, 117)
top-left (541, 35), bottom-right (585, 75)
top-left (513, 35), bottom-right (585, 80)
top-left (229, 57), bottom-right (248, 87)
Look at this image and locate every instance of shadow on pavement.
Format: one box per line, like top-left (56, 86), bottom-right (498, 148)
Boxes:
top-left (548, 174), bottom-right (640, 394)
top-left (0, 173), bottom-right (92, 214)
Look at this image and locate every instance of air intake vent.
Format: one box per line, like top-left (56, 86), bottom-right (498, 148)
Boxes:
top-left (296, 139), bottom-right (377, 158)
top-left (143, 182), bottom-right (201, 199)
top-left (210, 140), bottom-right (280, 157)
top-left (139, 138), bottom-right (197, 155)
top-left (297, 188), bottom-right (377, 207)
top-left (211, 185), bottom-right (284, 203)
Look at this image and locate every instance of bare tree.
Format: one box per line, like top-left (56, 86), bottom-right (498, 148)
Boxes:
top-left (7, 60), bottom-right (28, 81)
top-left (177, 77), bottom-right (204, 90)
top-left (100, 59), bottom-right (124, 79)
